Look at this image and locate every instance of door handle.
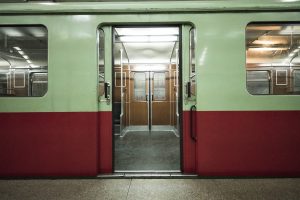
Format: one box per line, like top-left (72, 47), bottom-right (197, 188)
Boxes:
top-left (186, 81), bottom-right (191, 98)
top-left (104, 82), bottom-right (110, 100)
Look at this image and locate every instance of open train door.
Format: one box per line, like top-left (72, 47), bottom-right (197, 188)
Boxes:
top-left (97, 24), bottom-right (197, 174)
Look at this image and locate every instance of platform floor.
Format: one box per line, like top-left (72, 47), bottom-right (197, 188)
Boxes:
top-left (0, 178), bottom-right (299, 200)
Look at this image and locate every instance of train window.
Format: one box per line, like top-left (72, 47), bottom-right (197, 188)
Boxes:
top-left (189, 28), bottom-right (196, 99)
top-left (31, 73), bottom-right (48, 97)
top-left (246, 23), bottom-right (300, 95)
top-left (246, 71), bottom-right (270, 95)
top-left (134, 72), bottom-right (146, 101)
top-left (98, 29), bottom-right (105, 97)
top-left (0, 26), bottom-right (48, 97)
top-left (153, 72), bottom-right (166, 100)
top-left (294, 70), bottom-right (300, 92)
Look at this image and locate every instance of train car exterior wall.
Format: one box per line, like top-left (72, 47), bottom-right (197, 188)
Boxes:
top-left (0, 1), bottom-right (300, 176)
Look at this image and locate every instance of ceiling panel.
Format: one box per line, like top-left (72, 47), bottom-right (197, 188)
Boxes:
top-left (115, 27), bottom-right (179, 64)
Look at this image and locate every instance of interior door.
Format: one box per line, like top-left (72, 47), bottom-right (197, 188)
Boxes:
top-left (129, 71), bottom-right (172, 128)
top-left (129, 71), bottom-right (149, 126)
top-left (151, 71), bottom-right (171, 126)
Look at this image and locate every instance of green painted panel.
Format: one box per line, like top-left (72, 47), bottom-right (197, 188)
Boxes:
top-left (0, 15), bottom-right (99, 112)
top-left (195, 12), bottom-right (300, 111)
top-left (1, 1), bottom-right (300, 14)
top-left (0, 12), bottom-right (299, 113)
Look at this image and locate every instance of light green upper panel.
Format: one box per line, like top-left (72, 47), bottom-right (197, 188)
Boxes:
top-left (195, 12), bottom-right (300, 111)
top-left (0, 15), bottom-right (99, 112)
top-left (0, 11), bottom-right (300, 112)
top-left (0, 1), bottom-right (300, 14)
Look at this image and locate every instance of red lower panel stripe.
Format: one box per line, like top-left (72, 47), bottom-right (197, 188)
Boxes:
top-left (98, 112), bottom-right (112, 173)
top-left (196, 111), bottom-right (300, 176)
top-left (0, 112), bottom-right (98, 176)
top-left (1, 111), bottom-right (300, 176)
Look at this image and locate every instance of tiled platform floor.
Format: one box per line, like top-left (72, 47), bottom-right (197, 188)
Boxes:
top-left (0, 178), bottom-right (299, 200)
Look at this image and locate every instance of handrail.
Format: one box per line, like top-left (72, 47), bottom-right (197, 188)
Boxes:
top-left (190, 105), bottom-right (197, 141)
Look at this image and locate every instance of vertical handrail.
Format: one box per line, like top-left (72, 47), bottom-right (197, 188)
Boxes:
top-left (190, 105), bottom-right (197, 141)
top-left (175, 48), bottom-right (180, 132)
top-left (120, 49), bottom-right (124, 134)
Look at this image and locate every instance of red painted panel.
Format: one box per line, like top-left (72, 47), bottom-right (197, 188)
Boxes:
top-left (182, 111), bottom-right (197, 173)
top-left (0, 112), bottom-right (98, 176)
top-left (98, 111), bottom-right (112, 173)
top-left (197, 111), bottom-right (300, 176)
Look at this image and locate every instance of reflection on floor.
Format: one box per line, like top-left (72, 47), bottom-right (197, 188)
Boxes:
top-left (115, 131), bottom-right (180, 171)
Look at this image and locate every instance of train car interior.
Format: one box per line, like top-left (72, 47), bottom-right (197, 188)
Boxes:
top-left (0, 26), bottom-right (48, 97)
top-left (246, 23), bottom-right (300, 95)
top-left (111, 27), bottom-right (181, 172)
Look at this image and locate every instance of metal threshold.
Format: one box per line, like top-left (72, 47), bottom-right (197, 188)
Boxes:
top-left (97, 171), bottom-right (198, 179)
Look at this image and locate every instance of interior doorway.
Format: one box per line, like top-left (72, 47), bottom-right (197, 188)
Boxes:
top-left (113, 26), bottom-right (181, 172)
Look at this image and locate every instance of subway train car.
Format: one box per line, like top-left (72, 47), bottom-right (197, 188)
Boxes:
top-left (0, 0), bottom-right (300, 177)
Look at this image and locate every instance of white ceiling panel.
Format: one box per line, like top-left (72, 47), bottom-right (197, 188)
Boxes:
top-left (115, 27), bottom-right (179, 64)
top-left (122, 42), bottom-right (176, 64)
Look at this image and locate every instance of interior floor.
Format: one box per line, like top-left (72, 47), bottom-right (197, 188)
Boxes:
top-left (114, 130), bottom-right (180, 171)
top-left (118, 125), bottom-right (179, 137)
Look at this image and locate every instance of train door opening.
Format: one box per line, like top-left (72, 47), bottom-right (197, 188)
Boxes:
top-left (112, 26), bottom-right (181, 171)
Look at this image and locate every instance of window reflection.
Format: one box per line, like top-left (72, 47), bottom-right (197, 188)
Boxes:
top-left (153, 72), bottom-right (166, 100)
top-left (134, 72), bottom-right (146, 101)
top-left (246, 23), bottom-right (300, 95)
top-left (98, 29), bottom-right (105, 97)
top-left (0, 26), bottom-right (48, 97)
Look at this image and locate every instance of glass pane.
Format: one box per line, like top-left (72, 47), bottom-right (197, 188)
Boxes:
top-left (246, 71), bottom-right (270, 95)
top-left (134, 72), bottom-right (146, 101)
top-left (0, 72), bottom-right (9, 96)
top-left (153, 72), bottom-right (166, 100)
top-left (98, 29), bottom-right (105, 96)
top-left (294, 70), bottom-right (300, 92)
top-left (190, 28), bottom-right (196, 98)
top-left (31, 73), bottom-right (48, 97)
top-left (0, 26), bottom-right (48, 97)
top-left (246, 23), bottom-right (300, 95)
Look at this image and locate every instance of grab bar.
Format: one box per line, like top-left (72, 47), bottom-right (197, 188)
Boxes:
top-left (190, 105), bottom-right (197, 141)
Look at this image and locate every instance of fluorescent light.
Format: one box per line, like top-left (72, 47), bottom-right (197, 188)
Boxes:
top-left (281, 0), bottom-right (299, 2)
top-left (26, 60), bottom-right (32, 64)
top-left (13, 47), bottom-right (21, 51)
top-left (252, 40), bottom-right (276, 45)
top-left (149, 36), bottom-right (178, 42)
top-left (119, 35), bottom-right (178, 43)
top-left (23, 55), bottom-right (29, 59)
top-left (18, 51), bottom-right (24, 55)
top-left (116, 28), bottom-right (179, 36)
top-left (248, 47), bottom-right (288, 51)
top-left (120, 36), bottom-right (147, 42)
top-left (30, 64), bottom-right (39, 68)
